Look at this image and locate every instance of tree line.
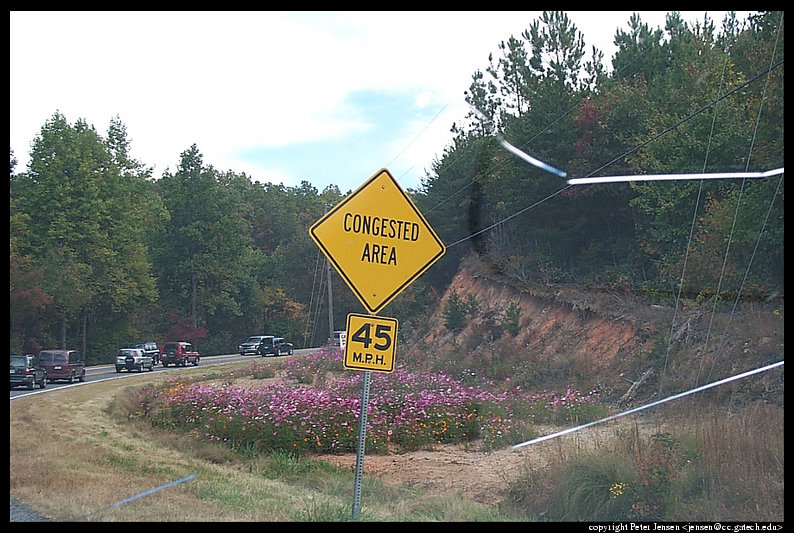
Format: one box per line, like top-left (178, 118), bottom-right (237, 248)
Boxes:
top-left (415, 11), bottom-right (783, 300)
top-left (10, 11), bottom-right (783, 363)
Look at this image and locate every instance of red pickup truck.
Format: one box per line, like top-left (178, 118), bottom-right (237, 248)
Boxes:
top-left (159, 341), bottom-right (200, 367)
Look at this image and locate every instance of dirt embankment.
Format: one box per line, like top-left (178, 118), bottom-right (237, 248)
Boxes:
top-left (409, 263), bottom-right (782, 403)
top-left (411, 265), bottom-right (666, 398)
top-left (449, 269), bottom-right (642, 360)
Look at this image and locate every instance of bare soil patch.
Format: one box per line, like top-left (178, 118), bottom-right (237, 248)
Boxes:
top-left (311, 418), bottom-right (655, 506)
top-left (316, 443), bottom-right (525, 505)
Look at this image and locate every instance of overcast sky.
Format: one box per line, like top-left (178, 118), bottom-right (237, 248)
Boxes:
top-left (9, 11), bottom-right (752, 193)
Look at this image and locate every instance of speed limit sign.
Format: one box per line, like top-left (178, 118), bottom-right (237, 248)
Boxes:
top-left (343, 313), bottom-right (398, 373)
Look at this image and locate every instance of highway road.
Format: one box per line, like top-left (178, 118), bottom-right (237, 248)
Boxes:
top-left (10, 349), bottom-right (315, 400)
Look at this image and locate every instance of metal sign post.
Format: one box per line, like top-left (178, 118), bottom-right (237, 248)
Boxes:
top-left (351, 370), bottom-right (371, 520)
top-left (346, 312), bottom-right (396, 519)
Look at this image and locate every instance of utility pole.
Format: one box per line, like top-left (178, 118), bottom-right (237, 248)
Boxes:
top-left (325, 204), bottom-right (334, 342)
top-left (326, 262), bottom-right (335, 343)
top-left (191, 271), bottom-right (197, 328)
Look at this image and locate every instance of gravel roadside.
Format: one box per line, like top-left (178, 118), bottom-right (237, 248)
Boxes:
top-left (10, 497), bottom-right (51, 522)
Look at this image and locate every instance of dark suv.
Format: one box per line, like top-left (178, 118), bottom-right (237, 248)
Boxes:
top-left (39, 349), bottom-right (85, 383)
top-left (260, 337), bottom-right (294, 357)
top-left (10, 354), bottom-right (47, 390)
top-left (238, 335), bottom-right (273, 356)
top-left (124, 341), bottom-right (160, 365)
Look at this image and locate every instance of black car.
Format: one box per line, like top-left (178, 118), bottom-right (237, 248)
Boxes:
top-left (10, 354), bottom-right (47, 390)
top-left (261, 337), bottom-right (294, 357)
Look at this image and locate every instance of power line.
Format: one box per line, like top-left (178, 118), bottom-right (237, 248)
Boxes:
top-left (701, 11), bottom-right (785, 388)
top-left (424, 28), bottom-right (667, 213)
top-left (581, 58), bottom-right (784, 181)
top-left (443, 58), bottom-right (783, 249)
top-left (513, 360), bottom-right (783, 449)
top-left (388, 103), bottom-right (449, 178)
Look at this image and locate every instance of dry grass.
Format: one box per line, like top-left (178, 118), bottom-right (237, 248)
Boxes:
top-left (9, 368), bottom-right (506, 522)
top-left (10, 363), bottom-right (783, 522)
top-left (10, 373), bottom-right (300, 521)
top-left (503, 400), bottom-right (784, 521)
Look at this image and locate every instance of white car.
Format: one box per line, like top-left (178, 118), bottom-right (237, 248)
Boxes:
top-left (115, 348), bottom-right (154, 373)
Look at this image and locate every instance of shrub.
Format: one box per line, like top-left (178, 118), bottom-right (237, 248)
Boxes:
top-left (139, 351), bottom-right (609, 458)
top-left (443, 290), bottom-right (468, 332)
top-left (551, 453), bottom-right (637, 521)
top-left (502, 301), bottom-right (521, 336)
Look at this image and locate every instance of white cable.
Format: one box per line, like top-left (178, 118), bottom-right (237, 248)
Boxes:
top-left (470, 105), bottom-right (567, 178)
top-left (499, 138), bottom-right (567, 178)
top-left (512, 360), bottom-right (783, 449)
top-left (568, 167), bottom-right (783, 185)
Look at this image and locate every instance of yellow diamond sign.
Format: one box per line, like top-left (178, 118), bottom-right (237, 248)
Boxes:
top-left (309, 168), bottom-right (445, 314)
